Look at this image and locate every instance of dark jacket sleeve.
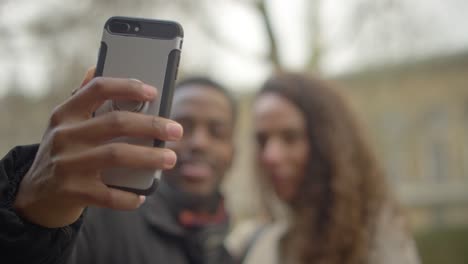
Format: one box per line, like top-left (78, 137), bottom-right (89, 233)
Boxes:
top-left (0, 145), bottom-right (83, 264)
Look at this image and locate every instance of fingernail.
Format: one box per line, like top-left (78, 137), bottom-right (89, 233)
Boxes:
top-left (142, 84), bottom-right (157, 98)
top-left (139, 195), bottom-right (146, 205)
top-left (163, 150), bottom-right (177, 168)
top-left (166, 123), bottom-right (183, 140)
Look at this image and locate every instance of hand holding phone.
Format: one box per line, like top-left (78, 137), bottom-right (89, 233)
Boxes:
top-left (94, 17), bottom-right (184, 195)
top-left (14, 75), bottom-right (183, 228)
top-left (13, 16), bottom-right (184, 228)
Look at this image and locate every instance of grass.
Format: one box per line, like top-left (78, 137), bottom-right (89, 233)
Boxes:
top-left (415, 225), bottom-right (468, 264)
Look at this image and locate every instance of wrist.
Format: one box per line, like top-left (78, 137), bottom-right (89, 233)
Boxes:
top-left (14, 185), bottom-right (84, 228)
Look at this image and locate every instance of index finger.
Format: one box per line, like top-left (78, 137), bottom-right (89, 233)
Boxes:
top-left (66, 77), bottom-right (157, 118)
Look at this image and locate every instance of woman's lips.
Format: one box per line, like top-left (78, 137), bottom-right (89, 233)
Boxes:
top-left (269, 172), bottom-right (292, 187)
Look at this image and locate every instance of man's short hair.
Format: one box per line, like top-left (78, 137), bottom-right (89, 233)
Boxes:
top-left (175, 76), bottom-right (237, 123)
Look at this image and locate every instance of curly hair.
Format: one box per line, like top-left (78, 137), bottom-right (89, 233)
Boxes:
top-left (257, 72), bottom-right (389, 264)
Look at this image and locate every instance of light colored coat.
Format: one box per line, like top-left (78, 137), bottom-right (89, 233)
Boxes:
top-left (227, 204), bottom-right (421, 264)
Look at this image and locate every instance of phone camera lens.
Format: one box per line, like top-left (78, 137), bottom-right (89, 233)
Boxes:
top-left (109, 21), bottom-right (131, 33)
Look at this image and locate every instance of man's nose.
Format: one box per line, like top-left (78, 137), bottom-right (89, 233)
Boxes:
top-left (189, 126), bottom-right (210, 151)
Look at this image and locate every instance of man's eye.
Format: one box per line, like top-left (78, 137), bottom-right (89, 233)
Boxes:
top-left (210, 124), bottom-right (231, 140)
top-left (178, 120), bottom-right (193, 137)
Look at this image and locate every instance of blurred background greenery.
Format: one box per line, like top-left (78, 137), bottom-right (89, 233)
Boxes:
top-left (1, 0), bottom-right (467, 262)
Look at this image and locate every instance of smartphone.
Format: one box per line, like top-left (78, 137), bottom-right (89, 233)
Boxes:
top-left (93, 16), bottom-right (183, 195)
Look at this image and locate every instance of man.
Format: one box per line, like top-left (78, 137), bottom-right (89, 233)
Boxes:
top-left (0, 69), bottom-right (236, 264)
top-left (70, 76), bottom-right (236, 264)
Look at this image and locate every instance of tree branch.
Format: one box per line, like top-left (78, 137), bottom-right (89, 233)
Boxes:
top-left (256, 0), bottom-right (282, 70)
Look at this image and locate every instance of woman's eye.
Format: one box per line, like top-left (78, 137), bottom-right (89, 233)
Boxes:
top-left (282, 131), bottom-right (301, 144)
top-left (256, 133), bottom-right (267, 148)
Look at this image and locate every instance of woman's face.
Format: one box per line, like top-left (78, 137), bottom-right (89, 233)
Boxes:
top-left (254, 92), bottom-right (310, 203)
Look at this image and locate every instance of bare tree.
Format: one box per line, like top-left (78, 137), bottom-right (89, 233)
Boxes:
top-left (255, 0), bottom-right (281, 70)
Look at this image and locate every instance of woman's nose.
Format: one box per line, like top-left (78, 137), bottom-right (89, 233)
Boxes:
top-left (261, 138), bottom-right (285, 167)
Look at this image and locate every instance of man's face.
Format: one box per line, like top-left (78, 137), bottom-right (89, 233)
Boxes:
top-left (163, 84), bottom-right (234, 197)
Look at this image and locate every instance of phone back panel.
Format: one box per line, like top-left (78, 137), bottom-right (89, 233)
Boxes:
top-left (94, 17), bottom-right (182, 194)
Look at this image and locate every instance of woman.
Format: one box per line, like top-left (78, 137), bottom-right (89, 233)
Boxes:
top-left (230, 72), bottom-right (420, 264)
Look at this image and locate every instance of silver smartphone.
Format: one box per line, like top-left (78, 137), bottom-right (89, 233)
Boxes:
top-left (94, 16), bottom-right (183, 195)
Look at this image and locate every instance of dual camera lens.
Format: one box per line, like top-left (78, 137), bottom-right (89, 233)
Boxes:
top-left (108, 20), bottom-right (141, 34)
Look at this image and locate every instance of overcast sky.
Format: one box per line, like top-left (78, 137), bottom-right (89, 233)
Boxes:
top-left (1, 0), bottom-right (468, 97)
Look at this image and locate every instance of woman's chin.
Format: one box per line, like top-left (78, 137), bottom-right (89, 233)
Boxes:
top-left (274, 188), bottom-right (296, 203)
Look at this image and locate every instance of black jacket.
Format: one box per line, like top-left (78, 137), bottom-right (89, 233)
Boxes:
top-left (0, 145), bottom-right (82, 264)
top-left (0, 145), bottom-right (234, 264)
top-left (69, 191), bottom-right (233, 264)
